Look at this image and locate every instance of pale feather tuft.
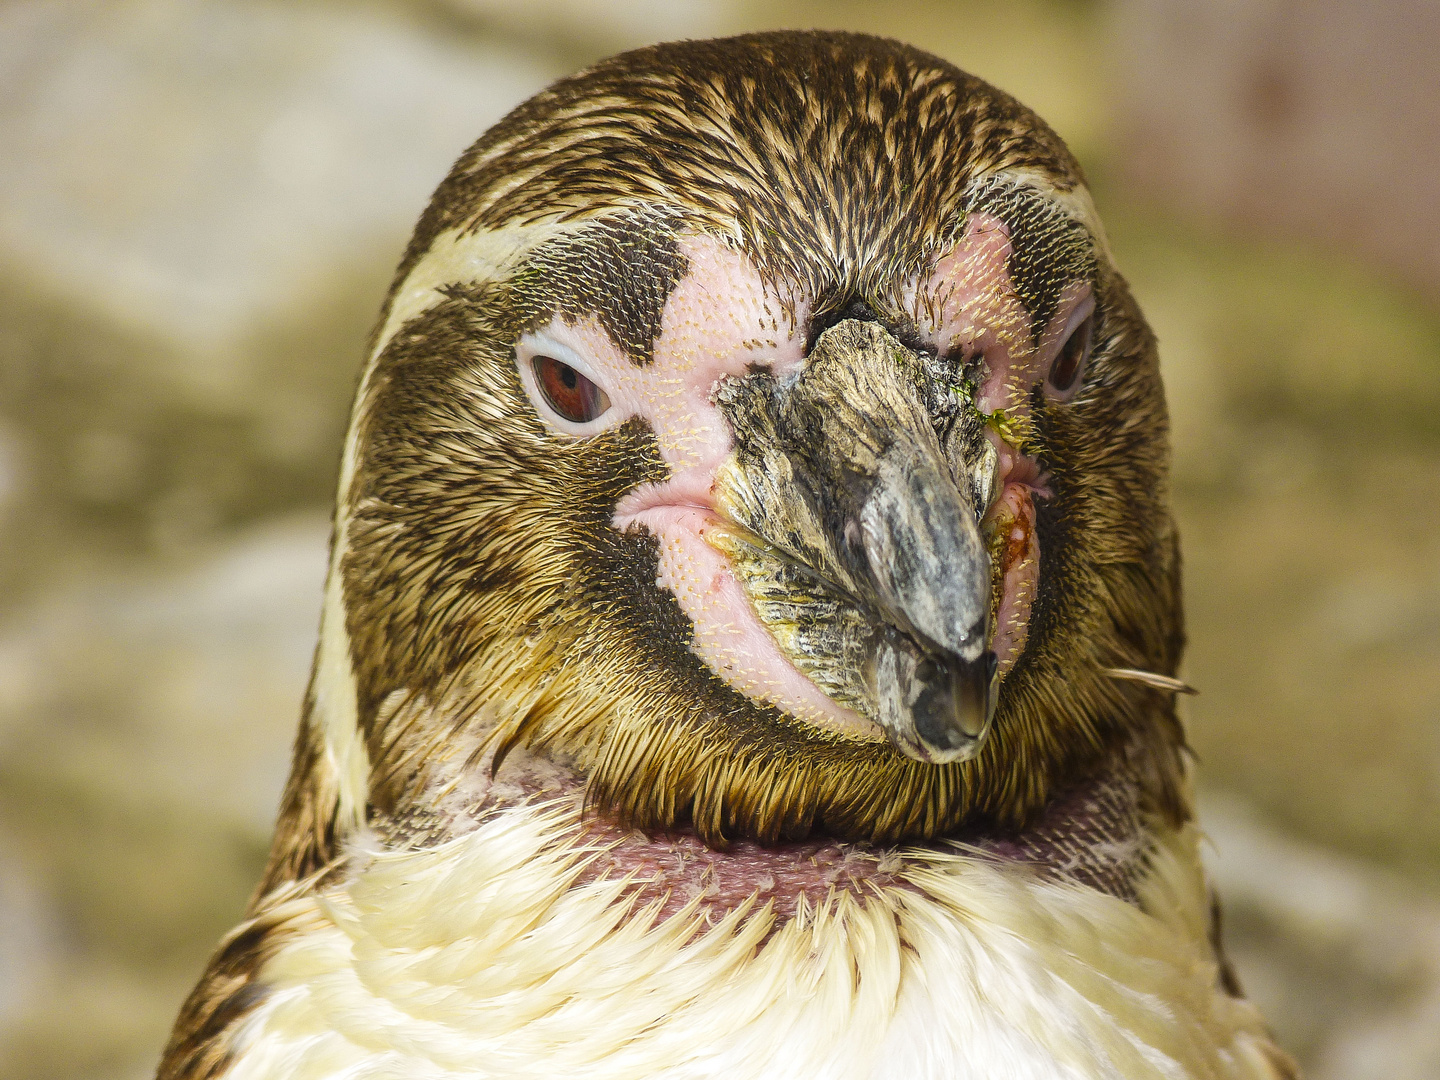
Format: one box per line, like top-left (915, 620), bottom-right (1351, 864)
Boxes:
top-left (224, 806), bottom-right (1283, 1080)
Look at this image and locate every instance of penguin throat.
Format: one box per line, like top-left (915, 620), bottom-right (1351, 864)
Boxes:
top-left (369, 743), bottom-right (1150, 926)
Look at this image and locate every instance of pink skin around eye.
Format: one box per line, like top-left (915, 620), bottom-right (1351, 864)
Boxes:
top-left (907, 213), bottom-right (1092, 674)
top-left (532, 224), bottom-right (1071, 737)
top-left (530, 238), bottom-right (880, 739)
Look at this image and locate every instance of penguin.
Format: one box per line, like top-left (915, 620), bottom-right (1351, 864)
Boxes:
top-left (159, 31), bottom-right (1297, 1080)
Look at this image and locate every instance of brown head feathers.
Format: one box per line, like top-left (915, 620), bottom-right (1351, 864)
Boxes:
top-left (263, 30), bottom-right (1187, 889)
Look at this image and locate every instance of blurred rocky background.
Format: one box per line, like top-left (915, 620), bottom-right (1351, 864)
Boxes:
top-left (0, 1), bottom-right (1436, 1076)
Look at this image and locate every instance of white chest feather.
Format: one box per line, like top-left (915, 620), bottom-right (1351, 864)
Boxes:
top-left (225, 808), bottom-right (1279, 1080)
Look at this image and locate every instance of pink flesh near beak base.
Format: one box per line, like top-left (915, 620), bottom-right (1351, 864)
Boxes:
top-left (523, 223), bottom-right (1076, 746)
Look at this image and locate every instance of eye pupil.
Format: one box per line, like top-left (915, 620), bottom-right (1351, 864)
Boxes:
top-left (533, 355), bottom-right (611, 424)
top-left (1049, 314), bottom-right (1092, 395)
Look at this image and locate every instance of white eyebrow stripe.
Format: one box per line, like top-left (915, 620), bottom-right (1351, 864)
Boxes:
top-left (366, 219), bottom-right (574, 371)
top-left (344, 220), bottom-right (573, 525)
top-left (983, 167), bottom-right (1112, 265)
top-left (313, 218), bottom-right (576, 827)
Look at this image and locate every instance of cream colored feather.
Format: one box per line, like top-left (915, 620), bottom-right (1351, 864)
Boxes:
top-left (225, 804), bottom-right (1279, 1080)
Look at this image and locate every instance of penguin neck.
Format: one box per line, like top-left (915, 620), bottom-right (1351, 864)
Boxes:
top-left (364, 741), bottom-right (1155, 926)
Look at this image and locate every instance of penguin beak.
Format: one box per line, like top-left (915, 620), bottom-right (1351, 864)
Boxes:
top-left (859, 439), bottom-right (997, 762)
top-left (713, 319), bottom-right (1001, 764)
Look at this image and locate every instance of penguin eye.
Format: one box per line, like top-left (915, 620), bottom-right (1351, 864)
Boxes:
top-left (532, 355), bottom-right (612, 424)
top-left (1046, 312), bottom-right (1092, 400)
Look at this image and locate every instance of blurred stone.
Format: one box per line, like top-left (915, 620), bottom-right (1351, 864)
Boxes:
top-left (0, 513), bottom-right (329, 1080)
top-left (0, 512), bottom-right (329, 832)
top-left (442, 0), bottom-right (728, 56)
top-left (0, 0), bottom-right (558, 588)
top-left (0, 421), bottom-right (22, 514)
top-left (1110, 0), bottom-right (1440, 305)
top-left (1203, 791), bottom-right (1440, 1079)
top-left (0, 848), bottom-right (55, 1030)
top-left (0, 0), bottom-right (554, 378)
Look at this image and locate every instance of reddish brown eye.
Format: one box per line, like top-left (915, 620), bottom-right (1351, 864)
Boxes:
top-left (1048, 313), bottom-right (1092, 395)
top-left (533, 355), bottom-right (611, 424)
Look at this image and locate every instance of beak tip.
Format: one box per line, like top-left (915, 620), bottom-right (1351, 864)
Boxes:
top-left (876, 643), bottom-right (999, 766)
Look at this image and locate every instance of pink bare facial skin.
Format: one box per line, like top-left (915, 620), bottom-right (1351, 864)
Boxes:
top-left (520, 236), bottom-right (876, 739)
top-left (908, 212), bottom-right (1093, 674)
top-left (516, 221), bottom-right (1087, 739)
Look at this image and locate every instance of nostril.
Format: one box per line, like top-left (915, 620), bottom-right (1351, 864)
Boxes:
top-left (967, 617), bottom-right (989, 651)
